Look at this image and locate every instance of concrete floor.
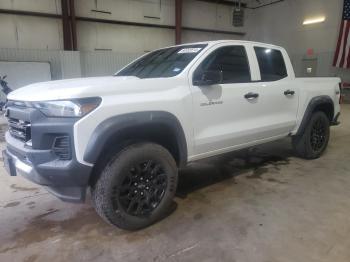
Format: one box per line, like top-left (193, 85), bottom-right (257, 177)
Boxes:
top-left (1, 106), bottom-right (350, 262)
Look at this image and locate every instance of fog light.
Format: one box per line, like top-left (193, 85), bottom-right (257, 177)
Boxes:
top-left (52, 136), bottom-right (71, 160)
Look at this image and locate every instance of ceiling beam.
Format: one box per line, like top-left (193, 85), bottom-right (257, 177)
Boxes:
top-left (0, 8), bottom-right (60, 18)
top-left (248, 0), bottom-right (285, 9)
top-left (196, 0), bottom-right (247, 8)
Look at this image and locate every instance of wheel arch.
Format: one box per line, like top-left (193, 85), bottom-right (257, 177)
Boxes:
top-left (84, 111), bottom-right (188, 169)
top-left (296, 95), bottom-right (334, 136)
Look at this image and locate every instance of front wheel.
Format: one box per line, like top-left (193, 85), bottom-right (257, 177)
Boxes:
top-left (292, 111), bottom-right (330, 159)
top-left (91, 142), bottom-right (178, 230)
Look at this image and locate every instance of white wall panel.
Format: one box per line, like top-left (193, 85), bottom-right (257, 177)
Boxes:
top-left (182, 30), bottom-right (243, 44)
top-left (16, 16), bottom-right (63, 50)
top-left (0, 48), bottom-right (61, 79)
top-left (0, 15), bottom-right (18, 49)
top-left (0, 61), bottom-right (51, 89)
top-left (183, 1), bottom-right (216, 30)
top-left (77, 21), bottom-right (173, 52)
top-left (80, 51), bottom-right (140, 77)
top-left (75, 0), bottom-right (246, 52)
top-left (0, 0), bottom-right (246, 53)
top-left (0, 0), bottom-right (12, 9)
top-left (182, 0), bottom-right (246, 33)
top-left (0, 15), bottom-right (63, 50)
top-left (75, 0), bottom-right (174, 26)
top-left (0, 0), bottom-right (61, 14)
top-left (0, 48), bottom-right (142, 80)
top-left (143, 0), bottom-right (161, 18)
top-left (60, 51), bottom-right (82, 79)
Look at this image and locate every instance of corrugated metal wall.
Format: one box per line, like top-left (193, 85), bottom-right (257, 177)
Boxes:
top-left (2, 48), bottom-right (347, 89)
top-left (0, 48), bottom-right (141, 83)
top-left (80, 51), bottom-right (141, 77)
top-left (60, 51), bottom-right (82, 79)
top-left (0, 48), bottom-right (63, 80)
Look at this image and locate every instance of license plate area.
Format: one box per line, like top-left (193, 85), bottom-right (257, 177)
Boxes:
top-left (2, 150), bottom-right (17, 176)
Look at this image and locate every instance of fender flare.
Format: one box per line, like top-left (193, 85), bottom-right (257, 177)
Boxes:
top-left (295, 95), bottom-right (334, 136)
top-left (83, 111), bottom-right (188, 167)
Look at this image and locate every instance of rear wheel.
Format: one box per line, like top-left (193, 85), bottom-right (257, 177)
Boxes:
top-left (91, 142), bottom-right (178, 230)
top-left (292, 111), bottom-right (330, 159)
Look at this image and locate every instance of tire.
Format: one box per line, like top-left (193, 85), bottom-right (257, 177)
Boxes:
top-left (91, 142), bottom-right (178, 230)
top-left (292, 111), bottom-right (330, 159)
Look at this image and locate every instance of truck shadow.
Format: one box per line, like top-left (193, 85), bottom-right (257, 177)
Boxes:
top-left (176, 138), bottom-right (294, 198)
top-left (0, 139), bottom-right (295, 252)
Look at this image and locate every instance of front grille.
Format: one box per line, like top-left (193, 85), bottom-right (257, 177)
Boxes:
top-left (52, 136), bottom-right (71, 160)
top-left (8, 118), bottom-right (31, 142)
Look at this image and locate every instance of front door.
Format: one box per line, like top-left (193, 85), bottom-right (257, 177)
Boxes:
top-left (190, 44), bottom-right (272, 157)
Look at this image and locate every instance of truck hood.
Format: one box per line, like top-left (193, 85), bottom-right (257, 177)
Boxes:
top-left (7, 76), bottom-right (148, 101)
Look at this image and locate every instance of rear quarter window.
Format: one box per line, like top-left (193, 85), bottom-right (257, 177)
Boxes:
top-left (254, 47), bottom-right (288, 81)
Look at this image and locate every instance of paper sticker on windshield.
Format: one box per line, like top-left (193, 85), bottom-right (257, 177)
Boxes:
top-left (178, 48), bottom-right (202, 54)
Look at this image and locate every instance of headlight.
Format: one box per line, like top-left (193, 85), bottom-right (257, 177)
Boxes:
top-left (33, 97), bottom-right (101, 118)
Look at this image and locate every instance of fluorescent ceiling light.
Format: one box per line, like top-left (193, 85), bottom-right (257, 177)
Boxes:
top-left (303, 17), bottom-right (326, 25)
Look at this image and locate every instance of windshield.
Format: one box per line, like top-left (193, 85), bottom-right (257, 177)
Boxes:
top-left (116, 44), bottom-right (207, 79)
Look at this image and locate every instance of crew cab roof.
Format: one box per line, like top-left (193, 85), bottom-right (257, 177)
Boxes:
top-left (163, 40), bottom-right (284, 50)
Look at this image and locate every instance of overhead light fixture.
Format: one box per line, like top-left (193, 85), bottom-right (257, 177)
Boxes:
top-left (303, 16), bottom-right (326, 25)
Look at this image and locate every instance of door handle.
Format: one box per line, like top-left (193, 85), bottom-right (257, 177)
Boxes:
top-left (284, 90), bottom-right (295, 96)
top-left (244, 92), bottom-right (259, 100)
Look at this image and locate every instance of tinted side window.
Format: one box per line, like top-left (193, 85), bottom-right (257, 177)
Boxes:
top-left (254, 47), bottom-right (288, 81)
top-left (194, 46), bottom-right (251, 84)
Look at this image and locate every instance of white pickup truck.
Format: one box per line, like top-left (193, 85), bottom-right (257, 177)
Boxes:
top-left (3, 40), bottom-right (341, 230)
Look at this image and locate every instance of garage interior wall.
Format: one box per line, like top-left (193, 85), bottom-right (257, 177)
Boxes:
top-left (0, 0), bottom-right (249, 82)
top-left (75, 0), bottom-right (248, 52)
top-left (0, 0), bottom-right (248, 52)
top-left (245, 0), bottom-right (349, 81)
top-left (0, 0), bottom-right (349, 84)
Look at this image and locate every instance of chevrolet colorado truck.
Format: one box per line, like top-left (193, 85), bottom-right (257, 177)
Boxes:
top-left (3, 40), bottom-right (341, 230)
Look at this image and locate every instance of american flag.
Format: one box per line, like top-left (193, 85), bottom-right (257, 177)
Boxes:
top-left (333, 0), bottom-right (350, 68)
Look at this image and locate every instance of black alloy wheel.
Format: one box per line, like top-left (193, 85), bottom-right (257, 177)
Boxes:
top-left (292, 111), bottom-right (330, 159)
top-left (310, 118), bottom-right (327, 153)
top-left (114, 160), bottom-right (168, 217)
top-left (91, 143), bottom-right (178, 230)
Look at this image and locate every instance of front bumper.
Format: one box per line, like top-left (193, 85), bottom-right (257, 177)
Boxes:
top-left (5, 132), bottom-right (92, 202)
top-left (3, 102), bottom-right (93, 203)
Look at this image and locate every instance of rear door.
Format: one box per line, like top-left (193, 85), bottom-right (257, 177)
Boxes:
top-left (253, 46), bottom-right (299, 136)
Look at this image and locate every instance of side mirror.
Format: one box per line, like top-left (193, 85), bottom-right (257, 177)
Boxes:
top-left (193, 70), bottom-right (223, 86)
